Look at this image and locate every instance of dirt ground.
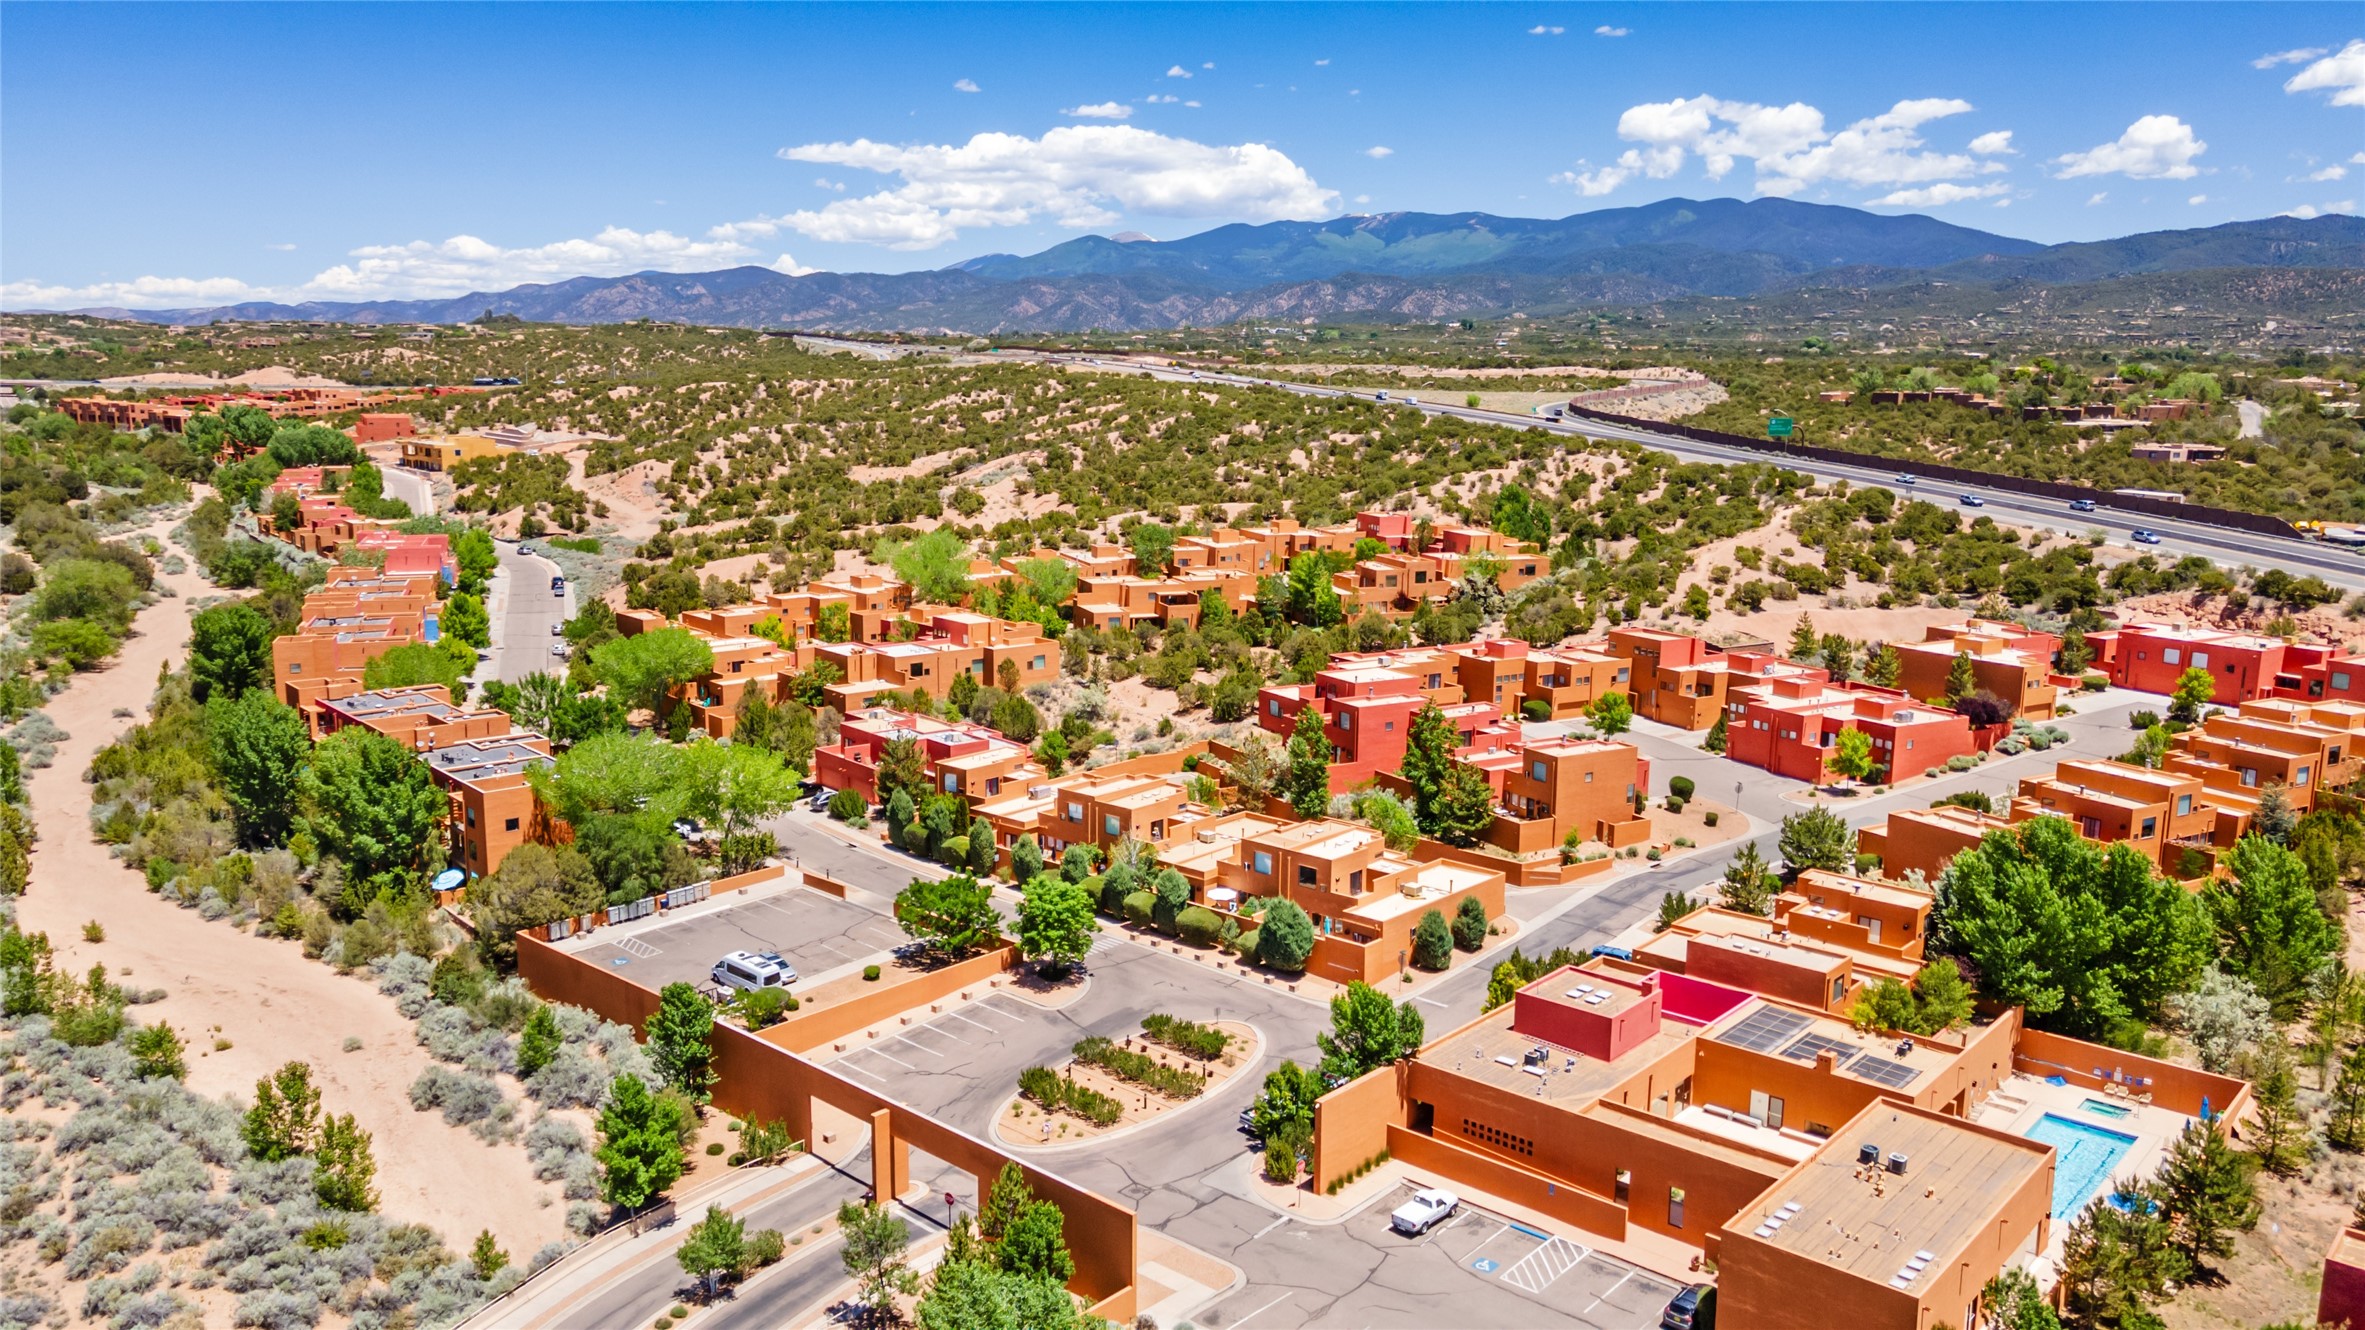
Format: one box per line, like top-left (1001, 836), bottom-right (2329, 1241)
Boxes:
top-left (13, 509), bottom-right (569, 1262)
top-left (993, 1021), bottom-right (1257, 1147)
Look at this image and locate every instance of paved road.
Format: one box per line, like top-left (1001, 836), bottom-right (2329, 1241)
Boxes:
top-left (572, 1163), bottom-right (872, 1330)
top-left (491, 540), bottom-right (570, 684)
top-left (1030, 353), bottom-right (2365, 593)
top-left (380, 464), bottom-right (438, 516)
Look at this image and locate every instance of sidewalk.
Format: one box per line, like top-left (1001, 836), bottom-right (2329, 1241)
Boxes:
top-left (461, 1157), bottom-right (825, 1329)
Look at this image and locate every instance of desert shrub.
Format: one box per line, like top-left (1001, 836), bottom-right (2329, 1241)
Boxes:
top-left (1120, 890), bottom-right (1156, 927)
top-left (407, 1066), bottom-right (506, 1128)
top-left (1071, 1036), bottom-right (1204, 1099)
top-left (1139, 1014), bottom-right (1230, 1060)
top-left (1173, 905), bottom-right (1223, 948)
top-left (1668, 776), bottom-right (1695, 801)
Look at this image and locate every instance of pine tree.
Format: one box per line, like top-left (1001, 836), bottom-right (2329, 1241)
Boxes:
top-left (2246, 1040), bottom-right (2310, 1175)
top-left (979, 1162), bottom-right (1033, 1241)
top-left (1283, 705), bottom-right (1333, 820)
top-left (2333, 1041), bottom-right (2365, 1149)
top-left (2153, 1119), bottom-right (2258, 1270)
top-left (1719, 843), bottom-right (1776, 915)
top-left (315, 1112), bottom-right (379, 1213)
top-left (2059, 626), bottom-right (2093, 676)
top-left (1863, 643), bottom-right (1902, 690)
top-left (1431, 762), bottom-right (1497, 849)
top-left (517, 1004), bottom-right (561, 1079)
top-left (1402, 704), bottom-right (1461, 831)
top-left (1701, 709), bottom-right (1728, 754)
top-left (1789, 613), bottom-right (1819, 660)
top-left (1944, 651), bottom-right (1977, 703)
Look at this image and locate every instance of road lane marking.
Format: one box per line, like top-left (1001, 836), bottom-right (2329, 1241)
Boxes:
top-left (940, 1010), bottom-right (999, 1033)
top-left (852, 1047), bottom-right (915, 1070)
top-left (1226, 1293), bottom-right (1292, 1330)
top-left (1583, 1270), bottom-right (1633, 1314)
top-left (1252, 1214), bottom-right (1291, 1240)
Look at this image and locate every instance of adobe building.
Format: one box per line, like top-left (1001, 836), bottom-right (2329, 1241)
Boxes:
top-left (1893, 618), bottom-right (2061, 721)
top-left (424, 731), bottom-right (555, 880)
top-left (1457, 734), bottom-right (1654, 854)
top-left (2012, 760), bottom-right (2219, 876)
top-left (352, 412), bottom-right (417, 445)
top-left (2084, 622), bottom-right (2290, 703)
top-left (399, 432), bottom-right (513, 473)
top-left (313, 684), bottom-right (513, 747)
top-left (1607, 628), bottom-right (1826, 730)
top-left (1203, 818), bottom-right (1508, 985)
top-left (1724, 679), bottom-right (1977, 785)
top-left (2320, 1227), bottom-right (2365, 1330)
top-left (813, 707), bottom-right (1043, 808)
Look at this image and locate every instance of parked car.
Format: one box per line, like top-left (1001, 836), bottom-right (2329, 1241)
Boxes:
top-left (1389, 1188), bottom-right (1459, 1236)
top-left (1660, 1283), bottom-right (1713, 1329)
top-left (711, 950), bottom-right (796, 993)
top-left (1237, 1110), bottom-right (1257, 1136)
top-left (2069, 498), bottom-right (2097, 512)
top-left (550, 644), bottom-right (568, 657)
top-left (550, 623), bottom-right (564, 636)
top-left (2132, 528), bottom-right (2163, 544)
top-left (1958, 493), bottom-right (1985, 507)
top-left (517, 544), bottom-right (535, 557)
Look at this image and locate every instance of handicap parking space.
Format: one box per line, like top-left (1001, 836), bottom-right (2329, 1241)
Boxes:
top-left (565, 889), bottom-right (900, 992)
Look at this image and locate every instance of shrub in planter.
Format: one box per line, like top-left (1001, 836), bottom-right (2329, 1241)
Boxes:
top-left (1702, 811), bottom-right (1719, 827)
top-left (1121, 890), bottom-right (1158, 928)
top-left (1664, 796), bottom-right (1686, 814)
top-left (1233, 927), bottom-right (1260, 958)
top-left (1174, 905), bottom-right (1224, 948)
top-left (1668, 776), bottom-right (1695, 801)
top-left (862, 965), bottom-right (881, 982)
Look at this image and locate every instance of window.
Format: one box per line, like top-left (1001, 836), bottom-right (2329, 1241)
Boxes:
top-left (2337, 672), bottom-right (2353, 692)
top-left (2241, 767), bottom-right (2260, 788)
top-left (1253, 852), bottom-right (1274, 876)
top-left (1668, 1189), bottom-right (1685, 1229)
top-left (1530, 761), bottom-right (1548, 782)
top-left (943, 773), bottom-right (960, 792)
top-left (1614, 1170), bottom-right (1630, 1203)
top-left (288, 663), bottom-right (302, 675)
top-left (1584, 771), bottom-right (1594, 783)
top-left (2163, 648), bottom-right (2181, 665)
top-left (2298, 765), bottom-right (2312, 786)
top-left (1339, 712), bottom-right (1352, 730)
top-left (1103, 814), bottom-right (1121, 837)
top-left (1065, 801), bottom-right (1083, 821)
top-left (1348, 869), bottom-right (1364, 892)
top-left (504, 817), bottom-right (520, 832)
top-left (2191, 652), bottom-right (2209, 670)
top-left (465, 808), bottom-right (477, 827)
top-left (1032, 655), bottom-right (1046, 670)
top-left (2176, 794), bottom-right (2193, 815)
top-left (1269, 700), bottom-right (1283, 716)
top-left (1298, 865), bottom-right (1318, 887)
top-left (2140, 816), bottom-right (2157, 839)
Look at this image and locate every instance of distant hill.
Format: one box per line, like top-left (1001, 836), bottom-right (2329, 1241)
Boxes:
top-left (24, 201), bottom-right (2363, 334)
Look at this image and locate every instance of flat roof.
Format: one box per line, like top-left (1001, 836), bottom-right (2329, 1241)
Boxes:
top-left (1422, 1004), bottom-right (1693, 1107)
top-left (1706, 1001), bottom-right (1950, 1093)
top-left (1731, 1104), bottom-right (2049, 1286)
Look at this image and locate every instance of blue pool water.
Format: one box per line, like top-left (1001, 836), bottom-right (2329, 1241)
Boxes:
top-left (2024, 1112), bottom-right (2139, 1219)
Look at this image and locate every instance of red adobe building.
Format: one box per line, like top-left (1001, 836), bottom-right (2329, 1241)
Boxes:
top-left (2273, 641), bottom-right (2365, 704)
top-left (1725, 678), bottom-right (1978, 784)
top-left (2086, 622), bottom-right (2290, 704)
top-left (1257, 663), bottom-right (1504, 792)
top-left (813, 707), bottom-right (1038, 806)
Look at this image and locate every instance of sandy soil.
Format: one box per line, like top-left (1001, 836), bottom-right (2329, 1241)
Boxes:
top-left (993, 1021), bottom-right (1257, 1147)
top-left (2116, 589), bottom-right (2365, 651)
top-left (96, 365), bottom-right (350, 389)
top-left (578, 458), bottom-right (671, 542)
top-left (13, 510), bottom-right (568, 1260)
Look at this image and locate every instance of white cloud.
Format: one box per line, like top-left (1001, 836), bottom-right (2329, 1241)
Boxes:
top-left (2284, 39), bottom-right (2365, 106)
top-left (2050, 115), bottom-right (2207, 179)
top-left (1165, 65), bottom-right (1192, 78)
top-left (264, 242), bottom-right (298, 252)
top-left (1, 273), bottom-right (268, 309)
top-left (1992, 197), bottom-right (2011, 207)
top-left (1184, 100), bottom-right (1201, 108)
top-left (1146, 94), bottom-right (1180, 104)
top-left (1594, 25), bottom-right (1628, 36)
top-left (2285, 200), bottom-right (2359, 219)
top-left (2307, 163), bottom-right (2349, 181)
top-left (1866, 181), bottom-right (2012, 207)
top-left (768, 126), bottom-right (1338, 249)
top-left (2254, 46), bottom-right (2328, 68)
top-left (309, 228), bottom-right (755, 296)
top-left (1562, 93), bottom-right (1998, 198)
top-left (1063, 102), bottom-right (1133, 120)
top-left (814, 177), bottom-right (846, 191)
top-left (953, 78), bottom-right (981, 93)
top-left (2086, 191), bottom-right (2109, 205)
top-left (1528, 24), bottom-right (1565, 35)
top-left (1365, 145), bottom-right (1394, 159)
top-left (771, 254), bottom-right (817, 277)
top-left (1202, 62), bottom-right (1215, 70)
top-left (2188, 193), bottom-right (2209, 205)
top-left (1314, 58), bottom-right (1330, 66)
top-left (1968, 130), bottom-right (2015, 155)
top-left (1353, 193), bottom-right (1372, 204)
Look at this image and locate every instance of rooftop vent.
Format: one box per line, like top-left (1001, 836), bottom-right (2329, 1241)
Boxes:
top-left (1858, 1143), bottom-right (1881, 1166)
top-left (1886, 1152), bottom-right (1910, 1175)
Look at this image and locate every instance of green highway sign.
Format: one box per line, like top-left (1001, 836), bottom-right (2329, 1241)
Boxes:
top-left (1768, 415), bottom-right (1795, 438)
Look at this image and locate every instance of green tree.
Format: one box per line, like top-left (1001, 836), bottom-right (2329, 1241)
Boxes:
top-left (1401, 704), bottom-right (1461, 836)
top-left (1452, 895), bottom-right (1488, 952)
top-left (244, 1061), bottom-right (323, 1162)
top-left (455, 527), bottom-right (498, 592)
top-left (1284, 551), bottom-right (1343, 627)
top-left (1250, 1059), bottom-right (1325, 1144)
top-left (1943, 650), bottom-right (1977, 703)
top-left (517, 1003), bottom-right (562, 1078)
top-left (188, 602), bottom-right (277, 702)
top-left (1862, 643), bottom-right (1902, 690)
top-left (528, 731), bottom-right (688, 825)
top-left (838, 1200), bottom-right (919, 1324)
top-left (1128, 523), bottom-right (1175, 578)
top-left (208, 689), bottom-right (310, 846)
top-left (2209, 835), bottom-right (2344, 1018)
top-left (1701, 709), bottom-right (1728, 754)
top-left (1282, 704), bottom-right (1333, 819)
top-left (1719, 842), bottom-right (1777, 915)
top-left (1777, 807), bottom-right (1856, 875)
top-left (441, 591), bottom-right (491, 650)
top-left (1489, 483), bottom-right (1550, 545)
top-left (2059, 627), bottom-right (2093, 676)
top-left (878, 530), bottom-right (973, 604)
top-left (2247, 1039), bottom-right (2309, 1174)
top-left (1934, 816), bottom-right (2212, 1039)
top-left (1431, 761), bottom-right (1498, 849)
top-left (996, 1200), bottom-right (1075, 1283)
top-left (1585, 690), bottom-right (1631, 737)
top-left (1011, 557), bottom-right (1077, 609)
top-left (917, 1260), bottom-right (1095, 1330)
top-left (2252, 784), bottom-right (2298, 844)
top-left (678, 739), bottom-right (800, 869)
top-left (894, 873), bottom-right (1001, 958)
top-left (470, 1230), bottom-right (510, 1282)
top-left (1411, 908), bottom-right (1453, 971)
top-left (1255, 898), bottom-right (1316, 972)
top-left (467, 843), bottom-right (604, 967)
top-left (2059, 1184), bottom-right (2187, 1326)
top-left (2152, 1119), bottom-right (2258, 1271)
top-left (129, 1021), bottom-right (187, 1081)
top-left (1979, 1269), bottom-right (2061, 1330)
top-left (361, 641), bottom-right (470, 695)
top-left (1316, 981), bottom-right (1425, 1084)
top-left (1009, 834), bottom-right (1045, 885)
top-left (591, 627), bottom-right (715, 719)
top-left (876, 737), bottom-right (929, 812)
top-left (647, 982), bottom-right (718, 1103)
top-left (2121, 723), bottom-right (2172, 769)
top-left (677, 1205), bottom-right (748, 1301)
top-left (1913, 958), bottom-right (1975, 1031)
top-left (1015, 876), bottom-right (1098, 976)
top-left (1789, 613), bottom-right (1820, 661)
top-left (2170, 663), bottom-right (2215, 722)
top-left (315, 1112), bottom-right (379, 1212)
top-left (1828, 726), bottom-right (1876, 784)
top-left (979, 1162), bottom-right (1034, 1241)
top-left (300, 728), bottom-right (446, 888)
top-left (596, 1074), bottom-right (686, 1211)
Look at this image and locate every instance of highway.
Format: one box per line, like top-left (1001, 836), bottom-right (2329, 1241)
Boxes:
top-left (1038, 352), bottom-right (2365, 593)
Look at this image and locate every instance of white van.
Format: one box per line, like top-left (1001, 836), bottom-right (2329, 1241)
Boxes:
top-left (711, 950), bottom-right (797, 993)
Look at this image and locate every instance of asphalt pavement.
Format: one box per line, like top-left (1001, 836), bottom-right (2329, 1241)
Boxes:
top-left (490, 540), bottom-right (571, 684)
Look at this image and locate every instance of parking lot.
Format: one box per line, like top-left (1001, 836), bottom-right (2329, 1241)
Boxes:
top-left (1197, 1182), bottom-right (1680, 1330)
top-left (564, 889), bottom-right (906, 992)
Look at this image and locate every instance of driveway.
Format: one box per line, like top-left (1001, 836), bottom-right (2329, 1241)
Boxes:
top-left (380, 464), bottom-right (439, 516)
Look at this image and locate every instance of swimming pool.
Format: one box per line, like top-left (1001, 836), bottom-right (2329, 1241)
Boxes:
top-left (2024, 1113), bottom-right (2139, 1219)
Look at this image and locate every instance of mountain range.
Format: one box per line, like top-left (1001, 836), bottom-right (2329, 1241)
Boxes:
top-left (32, 197), bottom-right (2365, 334)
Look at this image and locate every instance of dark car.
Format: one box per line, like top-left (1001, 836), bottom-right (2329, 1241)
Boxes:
top-left (2070, 498), bottom-right (2097, 512)
top-left (1959, 494), bottom-right (1985, 507)
top-left (1660, 1283), bottom-right (1713, 1329)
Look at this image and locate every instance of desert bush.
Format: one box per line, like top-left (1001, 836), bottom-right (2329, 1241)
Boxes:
top-left (1139, 1014), bottom-right (1230, 1060)
top-left (1071, 1036), bottom-right (1203, 1100)
top-left (407, 1066), bottom-right (505, 1128)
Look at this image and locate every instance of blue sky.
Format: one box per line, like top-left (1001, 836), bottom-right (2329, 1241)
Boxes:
top-left (3, 2), bottom-right (2359, 308)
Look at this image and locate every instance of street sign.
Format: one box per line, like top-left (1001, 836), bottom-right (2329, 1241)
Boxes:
top-left (1768, 415), bottom-right (1795, 438)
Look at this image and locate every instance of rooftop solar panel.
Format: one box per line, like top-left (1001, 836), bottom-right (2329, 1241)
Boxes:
top-left (1851, 1053), bottom-right (1922, 1089)
top-left (1718, 1006), bottom-right (1814, 1054)
top-left (1782, 1033), bottom-right (1860, 1067)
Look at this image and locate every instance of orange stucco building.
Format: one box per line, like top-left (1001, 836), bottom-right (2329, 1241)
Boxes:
top-left (1606, 628), bottom-right (1827, 730)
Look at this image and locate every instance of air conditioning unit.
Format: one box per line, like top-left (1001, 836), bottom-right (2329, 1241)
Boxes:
top-left (1197, 830), bottom-right (1220, 844)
